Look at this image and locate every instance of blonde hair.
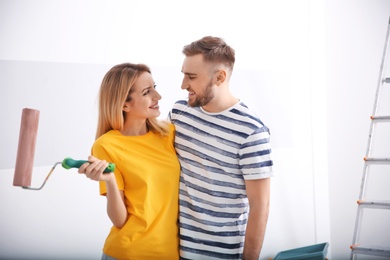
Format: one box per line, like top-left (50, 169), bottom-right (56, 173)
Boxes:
top-left (96, 63), bottom-right (169, 139)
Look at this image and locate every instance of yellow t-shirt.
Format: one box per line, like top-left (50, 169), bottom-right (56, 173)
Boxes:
top-left (92, 124), bottom-right (180, 260)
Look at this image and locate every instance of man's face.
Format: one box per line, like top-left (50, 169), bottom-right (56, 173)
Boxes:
top-left (181, 54), bottom-right (215, 107)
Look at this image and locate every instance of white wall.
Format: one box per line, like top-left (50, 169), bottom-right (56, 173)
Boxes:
top-left (325, 1), bottom-right (390, 259)
top-left (1, 0), bottom-right (388, 259)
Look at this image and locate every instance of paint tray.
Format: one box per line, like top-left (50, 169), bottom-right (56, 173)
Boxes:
top-left (274, 242), bottom-right (329, 260)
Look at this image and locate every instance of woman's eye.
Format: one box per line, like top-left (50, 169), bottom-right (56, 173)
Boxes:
top-left (143, 85), bottom-right (156, 96)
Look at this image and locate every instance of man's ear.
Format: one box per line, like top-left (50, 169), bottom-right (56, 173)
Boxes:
top-left (216, 70), bottom-right (227, 86)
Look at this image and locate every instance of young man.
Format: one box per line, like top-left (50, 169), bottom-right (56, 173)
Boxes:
top-left (169, 36), bottom-right (273, 259)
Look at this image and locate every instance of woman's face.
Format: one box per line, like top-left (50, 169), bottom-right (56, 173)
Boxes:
top-left (125, 72), bottom-right (162, 120)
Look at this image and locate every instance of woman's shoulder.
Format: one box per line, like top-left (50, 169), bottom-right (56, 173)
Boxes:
top-left (157, 121), bottom-right (175, 139)
top-left (94, 130), bottom-right (120, 143)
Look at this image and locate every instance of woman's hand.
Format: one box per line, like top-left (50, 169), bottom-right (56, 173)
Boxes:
top-left (78, 155), bottom-right (114, 182)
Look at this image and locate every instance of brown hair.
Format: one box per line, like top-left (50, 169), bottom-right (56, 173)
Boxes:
top-left (182, 36), bottom-right (235, 72)
top-left (95, 63), bottom-right (169, 139)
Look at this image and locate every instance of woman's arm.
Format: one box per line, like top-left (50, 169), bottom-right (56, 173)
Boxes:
top-left (79, 156), bottom-right (128, 228)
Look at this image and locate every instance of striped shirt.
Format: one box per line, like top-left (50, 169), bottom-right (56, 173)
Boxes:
top-left (169, 100), bottom-right (273, 259)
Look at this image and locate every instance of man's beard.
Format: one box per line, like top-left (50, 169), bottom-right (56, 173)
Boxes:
top-left (188, 80), bottom-right (214, 107)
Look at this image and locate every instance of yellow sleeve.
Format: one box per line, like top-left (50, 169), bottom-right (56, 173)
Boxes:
top-left (92, 138), bottom-right (124, 196)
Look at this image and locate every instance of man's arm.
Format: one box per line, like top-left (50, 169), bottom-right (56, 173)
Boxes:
top-left (243, 177), bottom-right (271, 260)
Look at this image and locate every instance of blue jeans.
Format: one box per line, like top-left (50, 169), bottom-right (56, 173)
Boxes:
top-left (101, 253), bottom-right (116, 260)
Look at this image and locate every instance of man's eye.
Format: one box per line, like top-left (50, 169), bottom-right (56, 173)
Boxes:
top-left (189, 76), bottom-right (195, 80)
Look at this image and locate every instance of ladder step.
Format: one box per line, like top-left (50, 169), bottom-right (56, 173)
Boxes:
top-left (364, 157), bottom-right (390, 163)
top-left (384, 77), bottom-right (390, 83)
top-left (357, 200), bottom-right (390, 209)
top-left (370, 115), bottom-right (390, 121)
top-left (351, 244), bottom-right (390, 257)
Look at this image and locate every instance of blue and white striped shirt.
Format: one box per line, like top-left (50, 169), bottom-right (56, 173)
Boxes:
top-left (169, 100), bottom-right (273, 259)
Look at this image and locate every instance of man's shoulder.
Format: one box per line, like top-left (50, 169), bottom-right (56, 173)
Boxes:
top-left (171, 99), bottom-right (190, 114)
top-left (173, 99), bottom-right (188, 107)
top-left (233, 101), bottom-right (269, 131)
top-left (170, 100), bottom-right (189, 122)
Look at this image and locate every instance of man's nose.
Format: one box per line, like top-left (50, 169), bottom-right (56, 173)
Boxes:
top-left (181, 79), bottom-right (188, 89)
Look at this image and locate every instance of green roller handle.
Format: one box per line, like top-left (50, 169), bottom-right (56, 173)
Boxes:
top-left (61, 157), bottom-right (115, 173)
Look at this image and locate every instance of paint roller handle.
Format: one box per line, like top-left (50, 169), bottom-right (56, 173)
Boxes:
top-left (61, 157), bottom-right (115, 173)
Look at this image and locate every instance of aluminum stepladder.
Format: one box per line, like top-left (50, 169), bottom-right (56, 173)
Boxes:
top-left (350, 17), bottom-right (390, 260)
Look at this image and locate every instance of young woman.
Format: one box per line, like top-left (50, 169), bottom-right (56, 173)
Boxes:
top-left (79, 63), bottom-right (180, 260)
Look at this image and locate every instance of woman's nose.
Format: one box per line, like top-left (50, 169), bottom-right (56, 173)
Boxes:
top-left (154, 91), bottom-right (162, 100)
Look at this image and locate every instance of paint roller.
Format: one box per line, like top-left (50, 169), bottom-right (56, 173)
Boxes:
top-left (13, 108), bottom-right (115, 191)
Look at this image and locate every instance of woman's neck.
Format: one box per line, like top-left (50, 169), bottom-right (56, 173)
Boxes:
top-left (121, 120), bottom-right (148, 136)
